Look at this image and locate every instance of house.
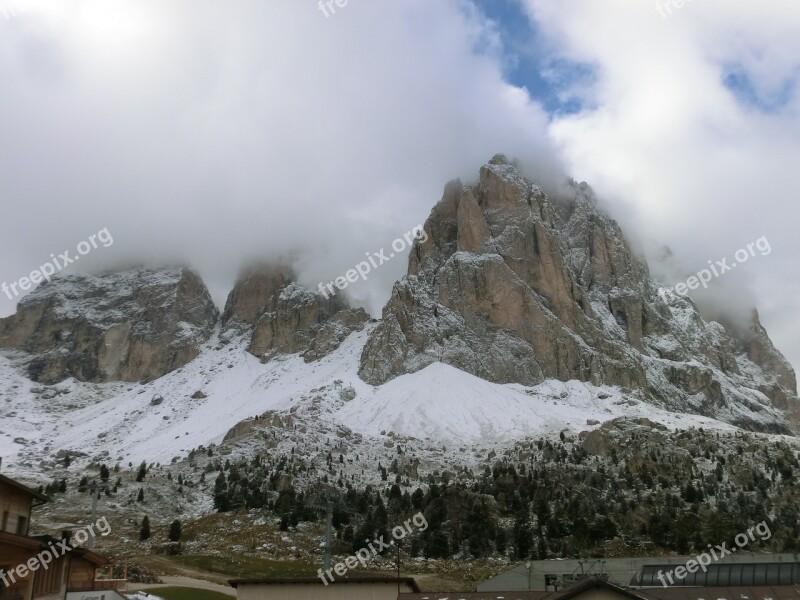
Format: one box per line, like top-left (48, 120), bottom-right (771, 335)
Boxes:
top-left (543, 578), bottom-right (660, 599)
top-left (397, 579), bottom-right (641, 600)
top-left (397, 579), bottom-right (643, 600)
top-left (0, 463), bottom-right (110, 600)
top-left (229, 575), bottom-right (421, 599)
top-left (479, 554), bottom-right (800, 591)
top-left (398, 577), bottom-right (800, 600)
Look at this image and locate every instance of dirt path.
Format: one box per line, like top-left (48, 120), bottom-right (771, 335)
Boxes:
top-left (130, 576), bottom-right (236, 597)
top-left (132, 555), bottom-right (234, 586)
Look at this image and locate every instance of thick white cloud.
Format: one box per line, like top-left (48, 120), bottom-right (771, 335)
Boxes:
top-left (524, 0), bottom-right (800, 373)
top-left (0, 0), bottom-right (797, 376)
top-left (0, 0), bottom-right (561, 314)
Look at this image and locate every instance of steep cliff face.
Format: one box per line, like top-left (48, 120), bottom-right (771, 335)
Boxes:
top-left (359, 155), bottom-right (798, 432)
top-left (0, 267), bottom-right (218, 384)
top-left (221, 264), bottom-right (296, 328)
top-left (222, 264), bottom-right (369, 362)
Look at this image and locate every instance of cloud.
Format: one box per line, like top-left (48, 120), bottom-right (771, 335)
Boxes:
top-left (0, 0), bottom-right (562, 314)
top-left (521, 0), bottom-right (800, 373)
top-left (0, 0), bottom-right (797, 377)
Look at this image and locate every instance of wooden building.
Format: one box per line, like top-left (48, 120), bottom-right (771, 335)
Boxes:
top-left (0, 467), bottom-right (110, 600)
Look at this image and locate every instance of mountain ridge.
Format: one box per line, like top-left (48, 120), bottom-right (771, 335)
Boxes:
top-left (0, 156), bottom-right (796, 467)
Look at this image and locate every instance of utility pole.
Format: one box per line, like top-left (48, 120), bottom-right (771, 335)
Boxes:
top-left (89, 480), bottom-right (100, 550)
top-left (526, 560), bottom-right (532, 599)
top-left (323, 501), bottom-right (333, 570)
top-left (396, 541), bottom-right (401, 594)
top-left (309, 488), bottom-right (355, 572)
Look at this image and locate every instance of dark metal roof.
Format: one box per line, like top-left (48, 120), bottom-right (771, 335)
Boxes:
top-left (230, 575), bottom-right (421, 592)
top-left (642, 585), bottom-right (800, 600)
top-left (399, 578), bottom-right (654, 600)
top-left (399, 594), bottom-right (551, 600)
top-left (632, 562), bottom-right (800, 587)
top-left (547, 578), bottom-right (652, 599)
top-left (400, 578), bottom-right (800, 600)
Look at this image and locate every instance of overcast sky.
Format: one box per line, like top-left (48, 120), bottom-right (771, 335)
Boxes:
top-left (0, 0), bottom-right (798, 374)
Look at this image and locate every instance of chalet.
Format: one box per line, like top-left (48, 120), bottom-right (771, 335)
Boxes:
top-left (0, 463), bottom-right (110, 600)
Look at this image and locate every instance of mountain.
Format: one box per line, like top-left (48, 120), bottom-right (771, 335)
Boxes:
top-left (222, 263), bottom-right (370, 361)
top-left (359, 155), bottom-right (798, 433)
top-left (0, 267), bottom-right (218, 384)
top-left (0, 156), bottom-right (797, 479)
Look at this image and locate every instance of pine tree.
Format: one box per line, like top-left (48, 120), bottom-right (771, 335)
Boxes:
top-left (513, 516), bottom-right (533, 559)
top-left (99, 464), bottom-right (110, 481)
top-left (136, 461), bottom-right (147, 482)
top-left (168, 519), bottom-right (182, 542)
top-left (213, 472), bottom-right (229, 512)
top-left (137, 488), bottom-right (144, 502)
top-left (424, 530), bottom-right (450, 559)
top-left (139, 516), bottom-right (151, 541)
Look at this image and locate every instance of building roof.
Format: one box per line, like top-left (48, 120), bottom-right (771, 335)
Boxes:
top-left (71, 547), bottom-right (111, 567)
top-left (0, 472), bottom-right (49, 503)
top-left (401, 578), bottom-right (800, 600)
top-left (399, 593), bottom-right (551, 600)
top-left (547, 578), bottom-right (650, 599)
top-left (641, 585), bottom-right (800, 600)
top-left (230, 575), bottom-right (421, 592)
top-left (1, 532), bottom-right (110, 566)
top-left (632, 561), bottom-right (800, 587)
top-left (398, 579), bottom-right (642, 600)
top-left (0, 530), bottom-right (47, 551)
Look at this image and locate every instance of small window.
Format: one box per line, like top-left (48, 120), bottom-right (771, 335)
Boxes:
top-left (16, 516), bottom-right (27, 535)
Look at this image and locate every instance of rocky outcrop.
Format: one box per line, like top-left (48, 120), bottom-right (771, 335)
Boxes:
top-left (224, 264), bottom-right (369, 362)
top-left (360, 155), bottom-right (798, 433)
top-left (249, 283), bottom-right (342, 356)
top-left (0, 267), bottom-right (218, 384)
top-left (222, 264), bottom-right (296, 327)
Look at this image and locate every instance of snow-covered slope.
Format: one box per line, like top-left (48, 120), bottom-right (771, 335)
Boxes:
top-left (3, 321), bottom-right (775, 481)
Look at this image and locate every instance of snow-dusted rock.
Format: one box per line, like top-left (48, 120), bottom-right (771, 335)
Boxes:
top-left (359, 155), bottom-right (798, 433)
top-left (0, 267), bottom-right (218, 384)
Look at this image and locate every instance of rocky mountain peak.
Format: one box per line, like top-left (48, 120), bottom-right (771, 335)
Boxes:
top-left (222, 263), bottom-right (296, 327)
top-left (0, 266), bottom-right (218, 384)
top-left (360, 157), bottom-right (798, 433)
top-left (222, 263), bottom-right (369, 362)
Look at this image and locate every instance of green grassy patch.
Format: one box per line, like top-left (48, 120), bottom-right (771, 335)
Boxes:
top-left (170, 554), bottom-right (318, 579)
top-left (138, 587), bottom-right (233, 600)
